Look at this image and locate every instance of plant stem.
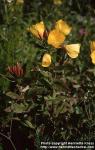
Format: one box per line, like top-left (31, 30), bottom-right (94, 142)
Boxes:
top-left (0, 132), bottom-right (16, 150)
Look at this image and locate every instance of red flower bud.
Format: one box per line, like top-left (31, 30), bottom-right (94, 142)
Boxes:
top-left (7, 63), bottom-right (24, 77)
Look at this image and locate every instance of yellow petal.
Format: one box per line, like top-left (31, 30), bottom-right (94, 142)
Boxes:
top-left (55, 19), bottom-right (72, 36)
top-left (90, 51), bottom-right (95, 64)
top-left (90, 41), bottom-right (95, 64)
top-left (42, 53), bottom-right (52, 67)
top-left (48, 29), bottom-right (65, 48)
top-left (53, 0), bottom-right (62, 5)
top-left (27, 21), bottom-right (45, 39)
top-left (90, 41), bottom-right (95, 53)
top-left (64, 44), bottom-right (80, 58)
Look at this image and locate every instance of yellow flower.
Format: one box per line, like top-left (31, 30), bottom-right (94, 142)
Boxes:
top-left (90, 41), bottom-right (95, 64)
top-left (48, 29), bottom-right (65, 48)
top-left (16, 0), bottom-right (24, 4)
top-left (53, 0), bottom-right (63, 5)
top-left (27, 21), bottom-right (45, 39)
top-left (64, 44), bottom-right (81, 58)
top-left (55, 19), bottom-right (72, 36)
top-left (42, 53), bottom-right (52, 67)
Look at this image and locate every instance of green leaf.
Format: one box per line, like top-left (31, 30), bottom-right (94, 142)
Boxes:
top-left (0, 144), bottom-right (3, 150)
top-left (5, 103), bottom-right (29, 113)
top-left (75, 106), bottom-right (82, 114)
top-left (87, 68), bottom-right (95, 76)
top-left (13, 103), bottom-right (29, 113)
top-left (28, 86), bottom-right (49, 96)
top-left (41, 71), bottom-right (52, 78)
top-left (22, 120), bottom-right (35, 129)
top-left (6, 91), bottom-right (24, 100)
